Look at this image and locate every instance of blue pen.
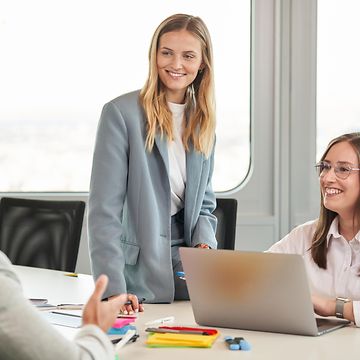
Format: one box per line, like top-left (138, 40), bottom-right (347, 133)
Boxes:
top-left (176, 271), bottom-right (186, 280)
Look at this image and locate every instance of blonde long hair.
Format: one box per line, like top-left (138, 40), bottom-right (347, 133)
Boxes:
top-left (140, 14), bottom-right (216, 157)
top-left (310, 132), bottom-right (360, 268)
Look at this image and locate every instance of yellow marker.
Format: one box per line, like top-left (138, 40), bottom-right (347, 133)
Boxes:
top-left (64, 273), bottom-right (78, 277)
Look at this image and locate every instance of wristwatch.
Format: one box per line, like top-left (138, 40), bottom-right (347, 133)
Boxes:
top-left (335, 297), bottom-right (351, 318)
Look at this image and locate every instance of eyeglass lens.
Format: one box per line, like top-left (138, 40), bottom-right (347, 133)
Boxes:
top-left (316, 162), bottom-right (352, 179)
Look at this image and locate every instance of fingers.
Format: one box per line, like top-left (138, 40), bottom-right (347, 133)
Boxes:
top-left (128, 294), bottom-right (139, 309)
top-left (91, 275), bottom-right (109, 301)
top-left (109, 293), bottom-right (128, 309)
top-left (196, 243), bottom-right (210, 249)
top-left (120, 294), bottom-right (141, 315)
top-left (122, 304), bottom-right (133, 315)
top-left (96, 286), bottom-right (145, 314)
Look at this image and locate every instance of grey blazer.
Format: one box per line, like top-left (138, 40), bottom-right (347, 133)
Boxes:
top-left (88, 90), bottom-right (217, 302)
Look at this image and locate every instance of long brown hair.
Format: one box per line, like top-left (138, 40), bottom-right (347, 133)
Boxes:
top-left (310, 132), bottom-right (360, 268)
top-left (139, 14), bottom-right (216, 157)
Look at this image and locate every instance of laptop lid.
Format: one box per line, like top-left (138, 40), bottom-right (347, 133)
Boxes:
top-left (180, 248), bottom-right (349, 336)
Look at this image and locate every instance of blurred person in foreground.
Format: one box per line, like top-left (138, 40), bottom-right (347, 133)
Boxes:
top-left (0, 250), bottom-right (129, 359)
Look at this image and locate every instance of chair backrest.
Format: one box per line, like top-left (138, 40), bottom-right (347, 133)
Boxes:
top-left (0, 197), bottom-right (85, 272)
top-left (214, 198), bottom-right (237, 250)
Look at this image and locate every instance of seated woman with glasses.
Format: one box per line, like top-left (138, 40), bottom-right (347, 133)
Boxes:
top-left (269, 132), bottom-right (360, 326)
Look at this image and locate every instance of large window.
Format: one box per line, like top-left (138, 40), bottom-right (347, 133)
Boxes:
top-left (317, 0), bottom-right (360, 158)
top-left (0, 1), bottom-right (250, 192)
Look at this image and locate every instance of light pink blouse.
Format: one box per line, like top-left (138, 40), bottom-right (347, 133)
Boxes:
top-left (269, 217), bottom-right (360, 326)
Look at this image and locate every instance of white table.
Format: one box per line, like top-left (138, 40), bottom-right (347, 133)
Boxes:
top-left (14, 265), bottom-right (360, 360)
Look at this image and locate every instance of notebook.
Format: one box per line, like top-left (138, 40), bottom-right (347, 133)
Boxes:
top-left (180, 248), bottom-right (350, 336)
top-left (42, 311), bottom-right (82, 328)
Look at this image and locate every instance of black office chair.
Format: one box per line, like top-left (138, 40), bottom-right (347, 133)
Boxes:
top-left (214, 198), bottom-right (237, 250)
top-left (0, 197), bottom-right (85, 272)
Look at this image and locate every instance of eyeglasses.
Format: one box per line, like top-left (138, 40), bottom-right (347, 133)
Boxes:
top-left (315, 161), bottom-right (360, 180)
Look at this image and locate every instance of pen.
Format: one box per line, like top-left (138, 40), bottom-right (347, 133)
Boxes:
top-left (35, 304), bottom-right (84, 310)
top-left (115, 329), bottom-right (137, 353)
top-left (145, 327), bottom-right (210, 335)
top-left (57, 304), bottom-right (84, 310)
top-left (145, 316), bottom-right (175, 326)
top-left (29, 298), bottom-right (48, 305)
top-left (112, 334), bottom-right (139, 344)
top-left (64, 273), bottom-right (78, 277)
top-left (176, 271), bottom-right (186, 280)
top-left (117, 314), bottom-right (138, 319)
top-left (51, 311), bottom-right (82, 318)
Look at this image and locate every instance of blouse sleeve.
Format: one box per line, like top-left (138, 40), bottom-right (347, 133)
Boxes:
top-left (353, 300), bottom-right (360, 327)
top-left (267, 220), bottom-right (317, 255)
top-left (0, 252), bottom-right (114, 360)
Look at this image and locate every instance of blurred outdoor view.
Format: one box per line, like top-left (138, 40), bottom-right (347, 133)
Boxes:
top-left (0, 1), bottom-right (250, 192)
top-left (317, 0), bottom-right (360, 157)
top-left (4, 1), bottom-right (359, 193)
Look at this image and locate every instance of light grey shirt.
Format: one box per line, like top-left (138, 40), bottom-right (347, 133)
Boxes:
top-left (0, 251), bottom-right (115, 360)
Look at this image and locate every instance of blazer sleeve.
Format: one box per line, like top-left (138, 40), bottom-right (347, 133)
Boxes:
top-left (88, 101), bottom-right (129, 298)
top-left (191, 144), bottom-right (217, 249)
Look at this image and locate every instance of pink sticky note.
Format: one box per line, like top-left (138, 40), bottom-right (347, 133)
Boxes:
top-left (112, 318), bottom-right (135, 329)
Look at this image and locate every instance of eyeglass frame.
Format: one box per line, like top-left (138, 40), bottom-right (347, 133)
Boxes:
top-left (315, 160), bottom-right (360, 180)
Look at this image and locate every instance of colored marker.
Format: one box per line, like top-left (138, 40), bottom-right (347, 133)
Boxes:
top-left (146, 327), bottom-right (211, 335)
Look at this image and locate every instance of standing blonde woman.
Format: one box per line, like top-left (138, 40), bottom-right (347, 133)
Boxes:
top-left (88, 14), bottom-right (217, 312)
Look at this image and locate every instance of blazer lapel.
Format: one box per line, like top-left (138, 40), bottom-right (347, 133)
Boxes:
top-left (154, 133), bottom-right (169, 177)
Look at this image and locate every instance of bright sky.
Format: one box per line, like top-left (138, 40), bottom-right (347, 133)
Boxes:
top-left (0, 0), bottom-right (250, 192)
top-left (317, 0), bottom-right (360, 156)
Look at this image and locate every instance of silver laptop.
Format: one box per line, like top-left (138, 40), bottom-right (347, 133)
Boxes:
top-left (180, 248), bottom-right (350, 336)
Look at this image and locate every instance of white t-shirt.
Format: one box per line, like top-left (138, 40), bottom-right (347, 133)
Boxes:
top-left (269, 216), bottom-right (360, 326)
top-left (167, 102), bottom-right (186, 216)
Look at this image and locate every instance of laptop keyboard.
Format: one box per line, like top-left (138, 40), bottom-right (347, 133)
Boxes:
top-left (316, 318), bottom-right (330, 328)
top-left (316, 317), bottom-right (349, 334)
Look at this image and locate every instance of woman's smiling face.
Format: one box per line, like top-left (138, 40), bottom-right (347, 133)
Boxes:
top-left (156, 29), bottom-right (203, 104)
top-left (320, 141), bottom-right (360, 219)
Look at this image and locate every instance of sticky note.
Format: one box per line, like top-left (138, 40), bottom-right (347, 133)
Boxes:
top-left (108, 324), bottom-right (136, 335)
top-left (112, 318), bottom-right (134, 329)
